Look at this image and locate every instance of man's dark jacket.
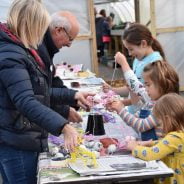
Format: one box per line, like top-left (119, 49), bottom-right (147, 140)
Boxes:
top-left (38, 30), bottom-right (77, 119)
top-left (0, 24), bottom-right (76, 152)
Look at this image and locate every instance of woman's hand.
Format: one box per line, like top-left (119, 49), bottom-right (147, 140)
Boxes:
top-left (62, 124), bottom-right (79, 151)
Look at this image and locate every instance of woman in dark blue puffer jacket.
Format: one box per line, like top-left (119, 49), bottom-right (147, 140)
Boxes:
top-left (0, 0), bottom-right (79, 183)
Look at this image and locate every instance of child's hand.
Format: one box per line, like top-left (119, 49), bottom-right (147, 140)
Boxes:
top-left (129, 90), bottom-right (140, 105)
top-left (137, 139), bottom-right (153, 147)
top-left (102, 82), bottom-right (112, 93)
top-left (126, 140), bottom-right (138, 151)
top-left (106, 98), bottom-right (124, 113)
top-left (114, 52), bottom-right (127, 66)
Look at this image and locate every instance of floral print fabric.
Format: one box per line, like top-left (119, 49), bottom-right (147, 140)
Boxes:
top-left (133, 131), bottom-right (184, 184)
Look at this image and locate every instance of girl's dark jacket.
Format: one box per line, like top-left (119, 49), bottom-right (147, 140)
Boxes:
top-left (0, 23), bottom-right (76, 152)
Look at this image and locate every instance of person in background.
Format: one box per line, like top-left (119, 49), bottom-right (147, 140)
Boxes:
top-left (95, 9), bottom-right (106, 61)
top-left (103, 23), bottom-right (165, 114)
top-left (109, 12), bottom-right (116, 30)
top-left (110, 12), bottom-right (115, 22)
top-left (99, 9), bottom-right (107, 18)
top-left (106, 61), bottom-right (179, 141)
top-left (0, 0), bottom-right (78, 183)
top-left (38, 11), bottom-right (94, 123)
top-left (102, 16), bottom-right (113, 57)
top-left (126, 93), bottom-right (184, 184)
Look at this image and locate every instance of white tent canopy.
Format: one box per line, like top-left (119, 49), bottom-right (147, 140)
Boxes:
top-left (95, 0), bottom-right (135, 25)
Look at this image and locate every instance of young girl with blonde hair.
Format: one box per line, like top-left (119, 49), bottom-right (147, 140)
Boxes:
top-left (126, 93), bottom-right (184, 184)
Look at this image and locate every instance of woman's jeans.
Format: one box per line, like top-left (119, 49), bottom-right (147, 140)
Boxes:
top-left (0, 144), bottom-right (38, 184)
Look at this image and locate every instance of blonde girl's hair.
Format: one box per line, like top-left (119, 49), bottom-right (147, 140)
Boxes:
top-left (143, 60), bottom-right (179, 96)
top-left (153, 93), bottom-right (184, 134)
top-left (123, 23), bottom-right (166, 60)
top-left (7, 0), bottom-right (50, 49)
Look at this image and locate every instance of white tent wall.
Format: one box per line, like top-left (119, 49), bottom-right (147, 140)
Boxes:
top-left (139, 0), bottom-right (184, 89)
top-left (139, 0), bottom-right (150, 26)
top-left (155, 0), bottom-right (184, 89)
top-left (0, 0), bottom-right (12, 22)
top-left (0, 0), bottom-right (98, 72)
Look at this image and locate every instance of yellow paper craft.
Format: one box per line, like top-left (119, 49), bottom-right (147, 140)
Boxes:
top-left (70, 137), bottom-right (97, 168)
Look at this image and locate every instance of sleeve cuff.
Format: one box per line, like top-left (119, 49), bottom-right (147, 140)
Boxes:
top-left (118, 107), bottom-right (127, 116)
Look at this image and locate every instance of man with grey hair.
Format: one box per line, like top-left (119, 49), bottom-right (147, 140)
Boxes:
top-left (49, 11), bottom-right (79, 48)
top-left (38, 11), bottom-right (93, 123)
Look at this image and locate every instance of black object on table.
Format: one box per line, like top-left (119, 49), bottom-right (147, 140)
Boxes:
top-left (85, 114), bottom-right (105, 135)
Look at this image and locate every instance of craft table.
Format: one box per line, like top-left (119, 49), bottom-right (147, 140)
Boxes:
top-left (37, 74), bottom-right (173, 184)
top-left (37, 152), bottom-right (173, 184)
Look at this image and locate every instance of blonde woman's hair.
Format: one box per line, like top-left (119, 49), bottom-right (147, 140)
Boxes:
top-left (153, 93), bottom-right (184, 134)
top-left (7, 0), bottom-right (50, 49)
top-left (143, 60), bottom-right (179, 96)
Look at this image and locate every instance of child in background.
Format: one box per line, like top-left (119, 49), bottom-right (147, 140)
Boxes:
top-left (126, 93), bottom-right (184, 184)
top-left (106, 61), bottom-right (179, 140)
top-left (103, 23), bottom-right (165, 113)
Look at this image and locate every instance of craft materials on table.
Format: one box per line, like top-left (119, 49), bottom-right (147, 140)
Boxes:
top-left (47, 64), bottom-right (138, 173)
top-left (38, 64), bottom-right (174, 183)
top-left (69, 155), bottom-right (161, 176)
top-left (48, 79), bottom-right (138, 162)
top-left (38, 151), bottom-right (173, 184)
top-left (55, 62), bottom-right (95, 80)
top-left (48, 107), bottom-right (138, 163)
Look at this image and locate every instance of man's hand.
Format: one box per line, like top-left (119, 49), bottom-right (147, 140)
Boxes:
top-left (74, 91), bottom-right (95, 110)
top-left (62, 124), bottom-right (79, 151)
top-left (68, 107), bottom-right (82, 123)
